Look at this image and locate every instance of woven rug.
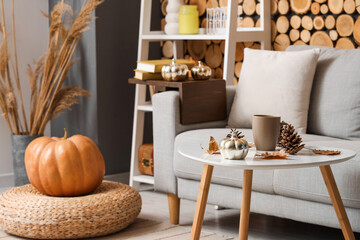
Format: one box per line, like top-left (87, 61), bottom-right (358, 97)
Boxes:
top-left (0, 218), bottom-right (235, 240)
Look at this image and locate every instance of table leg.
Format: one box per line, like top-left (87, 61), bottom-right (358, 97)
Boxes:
top-left (320, 165), bottom-right (355, 240)
top-left (191, 164), bottom-right (214, 240)
top-left (239, 169), bottom-right (253, 240)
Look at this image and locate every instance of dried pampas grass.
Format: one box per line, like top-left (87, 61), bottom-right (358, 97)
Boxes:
top-left (50, 85), bottom-right (91, 121)
top-left (0, 0), bottom-right (103, 135)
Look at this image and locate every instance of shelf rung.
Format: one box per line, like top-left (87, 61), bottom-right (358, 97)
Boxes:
top-left (141, 28), bottom-right (265, 41)
top-left (235, 30), bottom-right (267, 42)
top-left (142, 31), bottom-right (225, 40)
top-left (133, 175), bottom-right (154, 185)
top-left (138, 103), bottom-right (153, 112)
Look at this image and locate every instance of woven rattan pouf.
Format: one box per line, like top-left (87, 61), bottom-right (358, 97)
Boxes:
top-left (0, 181), bottom-right (141, 239)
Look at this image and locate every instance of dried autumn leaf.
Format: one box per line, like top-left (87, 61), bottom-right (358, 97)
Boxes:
top-left (201, 147), bottom-right (220, 154)
top-left (201, 136), bottom-right (220, 154)
top-left (255, 149), bottom-right (288, 159)
top-left (209, 136), bottom-right (219, 151)
top-left (312, 149), bottom-right (341, 155)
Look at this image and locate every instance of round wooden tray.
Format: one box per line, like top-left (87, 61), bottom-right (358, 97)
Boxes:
top-left (0, 181), bottom-right (141, 239)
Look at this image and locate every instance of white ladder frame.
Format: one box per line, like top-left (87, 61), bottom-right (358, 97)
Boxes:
top-left (129, 0), bottom-right (271, 189)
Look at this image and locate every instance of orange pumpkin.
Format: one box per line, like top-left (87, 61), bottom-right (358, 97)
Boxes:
top-left (25, 129), bottom-right (105, 197)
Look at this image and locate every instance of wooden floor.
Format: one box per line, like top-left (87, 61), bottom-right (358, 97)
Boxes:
top-left (139, 190), bottom-right (360, 240)
top-left (1, 187), bottom-right (359, 239)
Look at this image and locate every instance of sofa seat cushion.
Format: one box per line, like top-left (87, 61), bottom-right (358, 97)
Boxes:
top-left (274, 140), bottom-right (360, 209)
top-left (174, 129), bottom-right (275, 194)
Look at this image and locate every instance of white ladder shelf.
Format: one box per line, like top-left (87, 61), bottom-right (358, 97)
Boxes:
top-left (129, 0), bottom-right (271, 189)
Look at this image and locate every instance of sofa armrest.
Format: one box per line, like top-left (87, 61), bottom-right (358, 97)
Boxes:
top-left (153, 86), bottom-right (235, 194)
top-left (226, 85), bottom-right (236, 116)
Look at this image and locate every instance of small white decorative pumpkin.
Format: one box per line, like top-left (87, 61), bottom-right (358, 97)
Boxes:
top-left (220, 129), bottom-right (249, 160)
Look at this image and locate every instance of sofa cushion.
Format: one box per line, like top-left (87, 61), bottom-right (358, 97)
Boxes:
top-left (287, 46), bottom-right (360, 140)
top-left (274, 140), bottom-right (360, 209)
top-left (174, 129), bottom-right (276, 194)
top-left (228, 48), bottom-right (320, 133)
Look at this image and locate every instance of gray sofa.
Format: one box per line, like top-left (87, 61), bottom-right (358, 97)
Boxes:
top-left (152, 46), bottom-right (360, 232)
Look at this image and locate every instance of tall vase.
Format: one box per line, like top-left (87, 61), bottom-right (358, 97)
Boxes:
top-left (164, 0), bottom-right (184, 34)
top-left (11, 135), bottom-right (42, 186)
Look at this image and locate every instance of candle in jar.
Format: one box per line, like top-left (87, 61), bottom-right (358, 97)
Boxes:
top-left (178, 5), bottom-right (199, 34)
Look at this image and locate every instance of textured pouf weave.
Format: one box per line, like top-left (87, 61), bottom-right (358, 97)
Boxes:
top-left (0, 181), bottom-right (142, 239)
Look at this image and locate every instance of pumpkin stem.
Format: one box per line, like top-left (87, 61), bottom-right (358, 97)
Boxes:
top-left (63, 128), bottom-right (68, 140)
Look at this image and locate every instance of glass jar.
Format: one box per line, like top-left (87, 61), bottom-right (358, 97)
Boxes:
top-left (178, 5), bottom-right (199, 34)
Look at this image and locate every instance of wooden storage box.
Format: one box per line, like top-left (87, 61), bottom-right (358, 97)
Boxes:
top-left (128, 78), bottom-right (227, 124)
top-left (139, 143), bottom-right (154, 176)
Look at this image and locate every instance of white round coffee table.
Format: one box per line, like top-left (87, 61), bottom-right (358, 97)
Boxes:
top-left (178, 143), bottom-right (356, 240)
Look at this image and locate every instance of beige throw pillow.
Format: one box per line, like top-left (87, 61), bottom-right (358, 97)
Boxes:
top-left (228, 48), bottom-right (320, 133)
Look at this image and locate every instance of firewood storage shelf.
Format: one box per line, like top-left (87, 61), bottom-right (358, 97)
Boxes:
top-left (129, 0), bottom-right (271, 189)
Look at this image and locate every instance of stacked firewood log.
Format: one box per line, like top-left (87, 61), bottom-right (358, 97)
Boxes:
top-left (160, 0), bottom-right (360, 84)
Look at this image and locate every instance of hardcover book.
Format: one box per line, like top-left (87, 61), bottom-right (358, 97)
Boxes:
top-left (136, 59), bottom-right (195, 73)
top-left (134, 69), bottom-right (163, 80)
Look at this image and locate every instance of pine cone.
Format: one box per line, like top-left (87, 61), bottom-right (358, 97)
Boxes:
top-left (226, 129), bottom-right (244, 139)
top-left (278, 122), bottom-right (305, 154)
top-left (278, 121), bottom-right (288, 144)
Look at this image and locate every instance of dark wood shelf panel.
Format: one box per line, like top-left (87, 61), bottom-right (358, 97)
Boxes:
top-left (129, 78), bottom-right (227, 125)
top-left (128, 78), bottom-right (223, 87)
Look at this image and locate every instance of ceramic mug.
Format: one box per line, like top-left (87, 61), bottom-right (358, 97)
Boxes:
top-left (252, 115), bottom-right (281, 151)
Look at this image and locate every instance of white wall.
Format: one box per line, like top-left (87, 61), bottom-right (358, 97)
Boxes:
top-left (0, 1), bottom-right (49, 186)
